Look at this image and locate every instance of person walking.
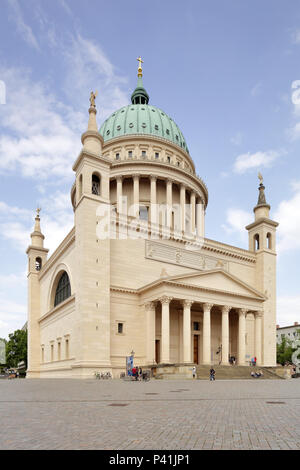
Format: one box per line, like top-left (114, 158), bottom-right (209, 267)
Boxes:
top-left (192, 366), bottom-right (197, 379)
top-left (209, 367), bottom-right (216, 381)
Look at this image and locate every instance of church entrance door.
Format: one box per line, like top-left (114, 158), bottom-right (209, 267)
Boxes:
top-left (193, 335), bottom-right (199, 364)
top-left (155, 340), bottom-right (160, 364)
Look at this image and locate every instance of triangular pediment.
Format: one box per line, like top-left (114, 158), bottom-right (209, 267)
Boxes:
top-left (165, 269), bottom-right (265, 299)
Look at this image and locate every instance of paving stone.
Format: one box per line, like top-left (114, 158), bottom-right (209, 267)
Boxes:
top-left (0, 378), bottom-right (299, 449)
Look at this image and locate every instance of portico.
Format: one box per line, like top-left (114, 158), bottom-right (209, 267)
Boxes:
top-left (140, 269), bottom-right (266, 367)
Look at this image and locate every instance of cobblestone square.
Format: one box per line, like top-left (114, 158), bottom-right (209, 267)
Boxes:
top-left (0, 378), bottom-right (299, 450)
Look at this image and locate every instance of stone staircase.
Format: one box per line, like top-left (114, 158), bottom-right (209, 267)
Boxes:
top-left (196, 364), bottom-right (284, 380)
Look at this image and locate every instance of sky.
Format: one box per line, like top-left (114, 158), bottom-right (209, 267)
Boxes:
top-left (0, 0), bottom-right (300, 338)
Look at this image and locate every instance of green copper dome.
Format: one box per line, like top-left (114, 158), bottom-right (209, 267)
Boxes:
top-left (99, 76), bottom-right (189, 154)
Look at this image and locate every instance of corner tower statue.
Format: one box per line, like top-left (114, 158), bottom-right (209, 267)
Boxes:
top-left (26, 60), bottom-right (278, 378)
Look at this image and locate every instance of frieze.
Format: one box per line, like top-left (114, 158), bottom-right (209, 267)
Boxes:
top-left (145, 240), bottom-right (229, 272)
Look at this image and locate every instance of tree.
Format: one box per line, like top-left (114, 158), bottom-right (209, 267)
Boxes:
top-left (276, 336), bottom-right (295, 365)
top-left (5, 329), bottom-right (27, 369)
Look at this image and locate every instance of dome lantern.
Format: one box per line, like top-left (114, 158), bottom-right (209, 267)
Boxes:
top-left (131, 56), bottom-right (149, 105)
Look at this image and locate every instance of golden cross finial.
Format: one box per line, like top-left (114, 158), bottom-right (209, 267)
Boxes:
top-left (137, 56), bottom-right (144, 77)
top-left (36, 207), bottom-right (41, 218)
top-left (258, 172), bottom-right (263, 184)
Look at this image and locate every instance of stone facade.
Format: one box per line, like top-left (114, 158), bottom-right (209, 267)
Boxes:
top-left (26, 74), bottom-right (279, 379)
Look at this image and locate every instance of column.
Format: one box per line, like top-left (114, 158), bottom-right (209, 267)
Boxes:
top-left (180, 184), bottom-right (186, 233)
top-left (182, 300), bottom-right (193, 363)
top-left (150, 176), bottom-right (157, 226)
top-left (166, 179), bottom-right (173, 229)
top-left (255, 311), bottom-right (263, 365)
top-left (197, 198), bottom-right (205, 238)
top-left (221, 305), bottom-right (231, 365)
top-left (133, 174), bottom-right (140, 219)
top-left (116, 176), bottom-right (123, 214)
top-left (190, 192), bottom-right (196, 234)
top-left (238, 308), bottom-right (247, 365)
top-left (160, 296), bottom-right (173, 364)
top-left (202, 303), bottom-right (213, 364)
top-left (145, 302), bottom-right (156, 365)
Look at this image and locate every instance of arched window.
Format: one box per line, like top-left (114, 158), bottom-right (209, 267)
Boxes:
top-left (92, 174), bottom-right (100, 196)
top-left (267, 232), bottom-right (272, 250)
top-left (54, 272), bottom-right (71, 307)
top-left (35, 257), bottom-right (42, 271)
top-left (78, 174), bottom-right (83, 198)
top-left (254, 234), bottom-right (260, 251)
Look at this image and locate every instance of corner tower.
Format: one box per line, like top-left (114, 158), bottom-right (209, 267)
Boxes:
top-left (26, 209), bottom-right (49, 378)
top-left (246, 175), bottom-right (279, 366)
top-left (72, 93), bottom-right (112, 377)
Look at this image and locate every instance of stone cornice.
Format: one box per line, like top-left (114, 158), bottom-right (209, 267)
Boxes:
top-left (245, 218), bottom-right (279, 231)
top-left (102, 133), bottom-right (194, 168)
top-left (72, 149), bottom-right (112, 172)
top-left (38, 294), bottom-right (75, 323)
top-left (203, 238), bottom-right (256, 263)
top-left (38, 228), bottom-right (75, 280)
top-left (111, 277), bottom-right (265, 302)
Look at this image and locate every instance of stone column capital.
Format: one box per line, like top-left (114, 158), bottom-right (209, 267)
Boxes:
top-left (133, 174), bottom-right (140, 181)
top-left (255, 310), bottom-right (263, 318)
top-left (182, 299), bottom-right (194, 308)
top-left (221, 305), bottom-right (232, 315)
top-left (150, 175), bottom-right (157, 183)
top-left (159, 296), bottom-right (173, 305)
top-left (145, 301), bottom-right (156, 311)
top-left (116, 175), bottom-right (123, 183)
top-left (203, 302), bottom-right (213, 312)
top-left (238, 308), bottom-right (248, 317)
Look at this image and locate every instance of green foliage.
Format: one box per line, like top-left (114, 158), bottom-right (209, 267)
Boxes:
top-left (5, 329), bottom-right (27, 369)
top-left (277, 336), bottom-right (295, 365)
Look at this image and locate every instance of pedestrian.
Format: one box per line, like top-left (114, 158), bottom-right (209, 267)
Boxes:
top-left (134, 367), bottom-right (139, 381)
top-left (209, 367), bottom-right (215, 381)
top-left (192, 366), bottom-right (196, 379)
top-left (139, 367), bottom-right (142, 381)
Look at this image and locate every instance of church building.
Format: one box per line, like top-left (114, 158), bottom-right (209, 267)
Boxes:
top-left (26, 60), bottom-right (278, 378)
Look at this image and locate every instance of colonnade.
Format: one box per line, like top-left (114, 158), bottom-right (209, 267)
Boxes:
top-left (145, 298), bottom-right (263, 366)
top-left (114, 174), bottom-right (205, 237)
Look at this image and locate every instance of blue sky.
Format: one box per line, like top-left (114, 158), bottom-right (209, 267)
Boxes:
top-left (0, 0), bottom-right (300, 338)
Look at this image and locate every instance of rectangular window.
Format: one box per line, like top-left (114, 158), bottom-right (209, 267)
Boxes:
top-left (118, 323), bottom-right (123, 334)
top-left (167, 156), bottom-right (171, 163)
top-left (128, 150), bottom-right (133, 158)
top-left (142, 150), bottom-right (146, 157)
top-left (57, 342), bottom-right (61, 361)
top-left (65, 339), bottom-right (69, 359)
top-left (51, 344), bottom-right (54, 362)
top-left (155, 152), bottom-right (159, 159)
top-left (116, 153), bottom-right (120, 160)
top-left (193, 322), bottom-right (200, 331)
top-left (41, 347), bottom-right (44, 364)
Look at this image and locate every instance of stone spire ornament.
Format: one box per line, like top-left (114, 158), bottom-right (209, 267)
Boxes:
top-left (81, 90), bottom-right (103, 155)
top-left (257, 172), bottom-right (268, 206)
top-left (30, 207), bottom-right (45, 248)
top-left (253, 172), bottom-right (270, 220)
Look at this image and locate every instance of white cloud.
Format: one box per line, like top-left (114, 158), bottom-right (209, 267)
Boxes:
top-left (62, 34), bottom-right (129, 120)
top-left (0, 194), bottom-right (74, 255)
top-left (274, 183), bottom-right (300, 253)
top-left (230, 132), bottom-right (243, 146)
top-left (7, 0), bottom-right (40, 51)
top-left (277, 295), bottom-right (300, 327)
top-left (251, 82), bottom-right (262, 97)
top-left (0, 67), bottom-right (83, 181)
top-left (0, 295), bottom-right (27, 339)
top-left (233, 150), bottom-right (285, 174)
top-left (221, 208), bottom-right (252, 245)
